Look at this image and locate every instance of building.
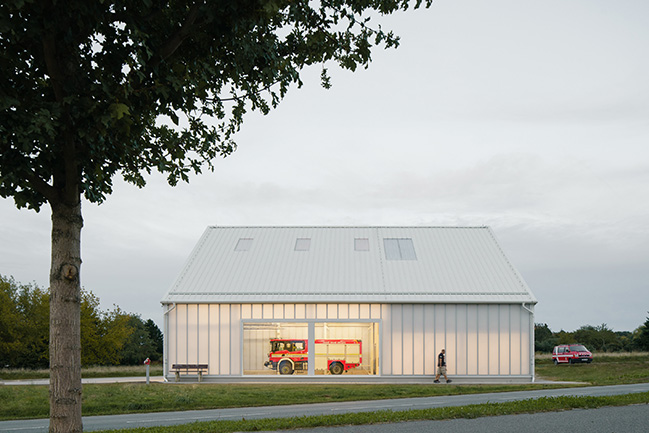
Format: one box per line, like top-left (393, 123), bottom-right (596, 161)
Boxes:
top-left (161, 226), bottom-right (537, 382)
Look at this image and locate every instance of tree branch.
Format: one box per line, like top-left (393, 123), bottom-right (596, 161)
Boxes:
top-left (24, 169), bottom-right (60, 204)
top-left (157, 2), bottom-right (204, 63)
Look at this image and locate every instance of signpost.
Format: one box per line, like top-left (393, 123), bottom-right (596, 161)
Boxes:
top-left (144, 357), bottom-right (151, 384)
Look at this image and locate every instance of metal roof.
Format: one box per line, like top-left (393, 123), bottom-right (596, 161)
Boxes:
top-left (161, 226), bottom-right (537, 305)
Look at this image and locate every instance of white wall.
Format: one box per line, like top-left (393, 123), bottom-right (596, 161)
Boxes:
top-left (164, 303), bottom-right (533, 378)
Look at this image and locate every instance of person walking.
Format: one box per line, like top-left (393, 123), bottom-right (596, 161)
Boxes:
top-left (434, 348), bottom-right (451, 383)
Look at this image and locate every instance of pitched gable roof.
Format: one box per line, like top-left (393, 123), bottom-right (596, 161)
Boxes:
top-left (161, 226), bottom-right (537, 304)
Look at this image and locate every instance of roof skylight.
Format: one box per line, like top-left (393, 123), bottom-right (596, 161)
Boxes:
top-left (234, 238), bottom-right (253, 251)
top-left (384, 238), bottom-right (417, 260)
top-left (295, 238), bottom-right (311, 251)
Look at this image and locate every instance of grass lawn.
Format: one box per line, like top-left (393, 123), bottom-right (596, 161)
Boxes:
top-left (0, 365), bottom-right (164, 380)
top-left (535, 352), bottom-right (649, 385)
top-left (0, 382), bottom-right (566, 420)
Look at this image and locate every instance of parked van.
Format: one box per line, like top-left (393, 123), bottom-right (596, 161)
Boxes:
top-left (552, 344), bottom-right (593, 364)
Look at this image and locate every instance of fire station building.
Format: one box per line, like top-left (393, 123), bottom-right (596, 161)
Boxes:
top-left (161, 226), bottom-right (537, 382)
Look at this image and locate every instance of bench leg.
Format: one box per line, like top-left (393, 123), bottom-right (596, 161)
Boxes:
top-left (198, 371), bottom-right (203, 382)
top-left (175, 371), bottom-right (179, 382)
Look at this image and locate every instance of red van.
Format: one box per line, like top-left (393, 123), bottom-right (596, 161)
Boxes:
top-left (552, 344), bottom-right (593, 365)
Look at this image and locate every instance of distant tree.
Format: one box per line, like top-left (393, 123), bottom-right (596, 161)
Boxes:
top-left (615, 331), bottom-right (634, 352)
top-left (0, 276), bottom-right (23, 367)
top-left (79, 290), bottom-right (103, 365)
top-left (534, 323), bottom-right (557, 352)
top-left (573, 324), bottom-right (619, 352)
top-left (15, 283), bottom-right (50, 368)
top-left (555, 330), bottom-right (575, 345)
top-left (98, 307), bottom-right (134, 365)
top-left (1, 277), bottom-right (140, 368)
top-left (1, 2), bottom-right (432, 430)
top-left (634, 314), bottom-right (649, 351)
top-left (120, 315), bottom-right (158, 365)
top-left (0, 276), bottom-right (49, 369)
top-left (144, 319), bottom-right (164, 361)
top-left (80, 291), bottom-right (133, 366)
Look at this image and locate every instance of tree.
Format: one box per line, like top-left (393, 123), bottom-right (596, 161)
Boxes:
top-left (0, 275), bottom-right (49, 369)
top-left (0, 276), bottom-right (23, 367)
top-left (80, 291), bottom-right (133, 366)
top-left (573, 323), bottom-right (619, 352)
top-left (0, 1), bottom-right (431, 431)
top-left (534, 323), bottom-right (557, 353)
top-left (15, 281), bottom-right (51, 368)
top-left (120, 315), bottom-right (159, 365)
top-left (145, 319), bottom-right (164, 360)
top-left (634, 314), bottom-right (649, 351)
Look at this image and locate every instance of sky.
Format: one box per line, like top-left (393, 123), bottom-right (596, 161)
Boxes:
top-left (1, 0), bottom-right (648, 333)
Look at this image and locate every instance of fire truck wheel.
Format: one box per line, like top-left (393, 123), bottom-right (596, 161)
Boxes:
top-left (329, 362), bottom-right (344, 375)
top-left (278, 360), bottom-right (294, 375)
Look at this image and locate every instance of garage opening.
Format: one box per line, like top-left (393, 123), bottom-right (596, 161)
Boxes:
top-left (242, 321), bottom-right (379, 376)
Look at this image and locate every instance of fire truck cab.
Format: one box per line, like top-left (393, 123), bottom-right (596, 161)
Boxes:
top-left (264, 338), bottom-right (362, 375)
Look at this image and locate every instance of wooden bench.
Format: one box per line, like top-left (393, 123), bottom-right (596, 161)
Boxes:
top-left (171, 364), bottom-right (209, 382)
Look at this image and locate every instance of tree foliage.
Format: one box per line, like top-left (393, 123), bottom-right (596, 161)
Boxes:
top-left (634, 314), bottom-right (649, 351)
top-left (0, 275), bottom-right (162, 368)
top-left (573, 324), bottom-right (620, 352)
top-left (0, 276), bottom-right (49, 368)
top-left (534, 323), bottom-right (557, 353)
top-left (534, 321), bottom-right (649, 353)
top-left (0, 0), bottom-right (432, 210)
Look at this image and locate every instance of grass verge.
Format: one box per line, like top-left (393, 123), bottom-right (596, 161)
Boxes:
top-left (91, 392), bottom-right (649, 433)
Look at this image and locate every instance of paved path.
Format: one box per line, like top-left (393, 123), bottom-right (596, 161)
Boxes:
top-left (1, 383), bottom-right (648, 432)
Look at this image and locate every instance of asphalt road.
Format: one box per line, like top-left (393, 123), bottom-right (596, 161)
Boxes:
top-left (1, 383), bottom-right (648, 432)
top-left (256, 405), bottom-right (649, 433)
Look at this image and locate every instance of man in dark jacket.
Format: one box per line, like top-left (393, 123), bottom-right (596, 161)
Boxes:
top-left (434, 349), bottom-right (451, 383)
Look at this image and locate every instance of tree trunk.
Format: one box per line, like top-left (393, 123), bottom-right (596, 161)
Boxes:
top-left (49, 200), bottom-right (83, 433)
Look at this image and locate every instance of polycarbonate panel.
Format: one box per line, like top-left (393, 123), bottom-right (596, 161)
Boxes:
top-left (466, 304), bottom-right (478, 375)
top-left (402, 305), bottom-right (414, 375)
top-left (412, 304), bottom-right (424, 375)
top-left (445, 305), bottom-right (457, 374)
top-left (187, 305), bottom-right (198, 365)
top-left (488, 305), bottom-right (499, 374)
top-left (391, 305), bottom-right (403, 374)
top-left (208, 305), bottom-right (219, 375)
top-left (510, 306), bottom-right (522, 375)
top-left (477, 305), bottom-right (489, 375)
top-left (456, 305), bottom-right (467, 375)
top-left (424, 305), bottom-right (435, 375)
top-left (500, 306), bottom-right (510, 374)
top-left (198, 305), bottom-right (209, 367)
top-left (219, 305), bottom-right (230, 374)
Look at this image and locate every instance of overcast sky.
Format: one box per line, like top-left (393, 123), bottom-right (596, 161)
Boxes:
top-left (2, 0), bottom-right (648, 333)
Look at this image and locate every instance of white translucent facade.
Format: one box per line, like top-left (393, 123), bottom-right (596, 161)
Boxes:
top-left (164, 302), bottom-right (534, 380)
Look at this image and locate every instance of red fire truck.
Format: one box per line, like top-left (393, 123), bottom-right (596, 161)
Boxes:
top-left (264, 338), bottom-right (362, 375)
